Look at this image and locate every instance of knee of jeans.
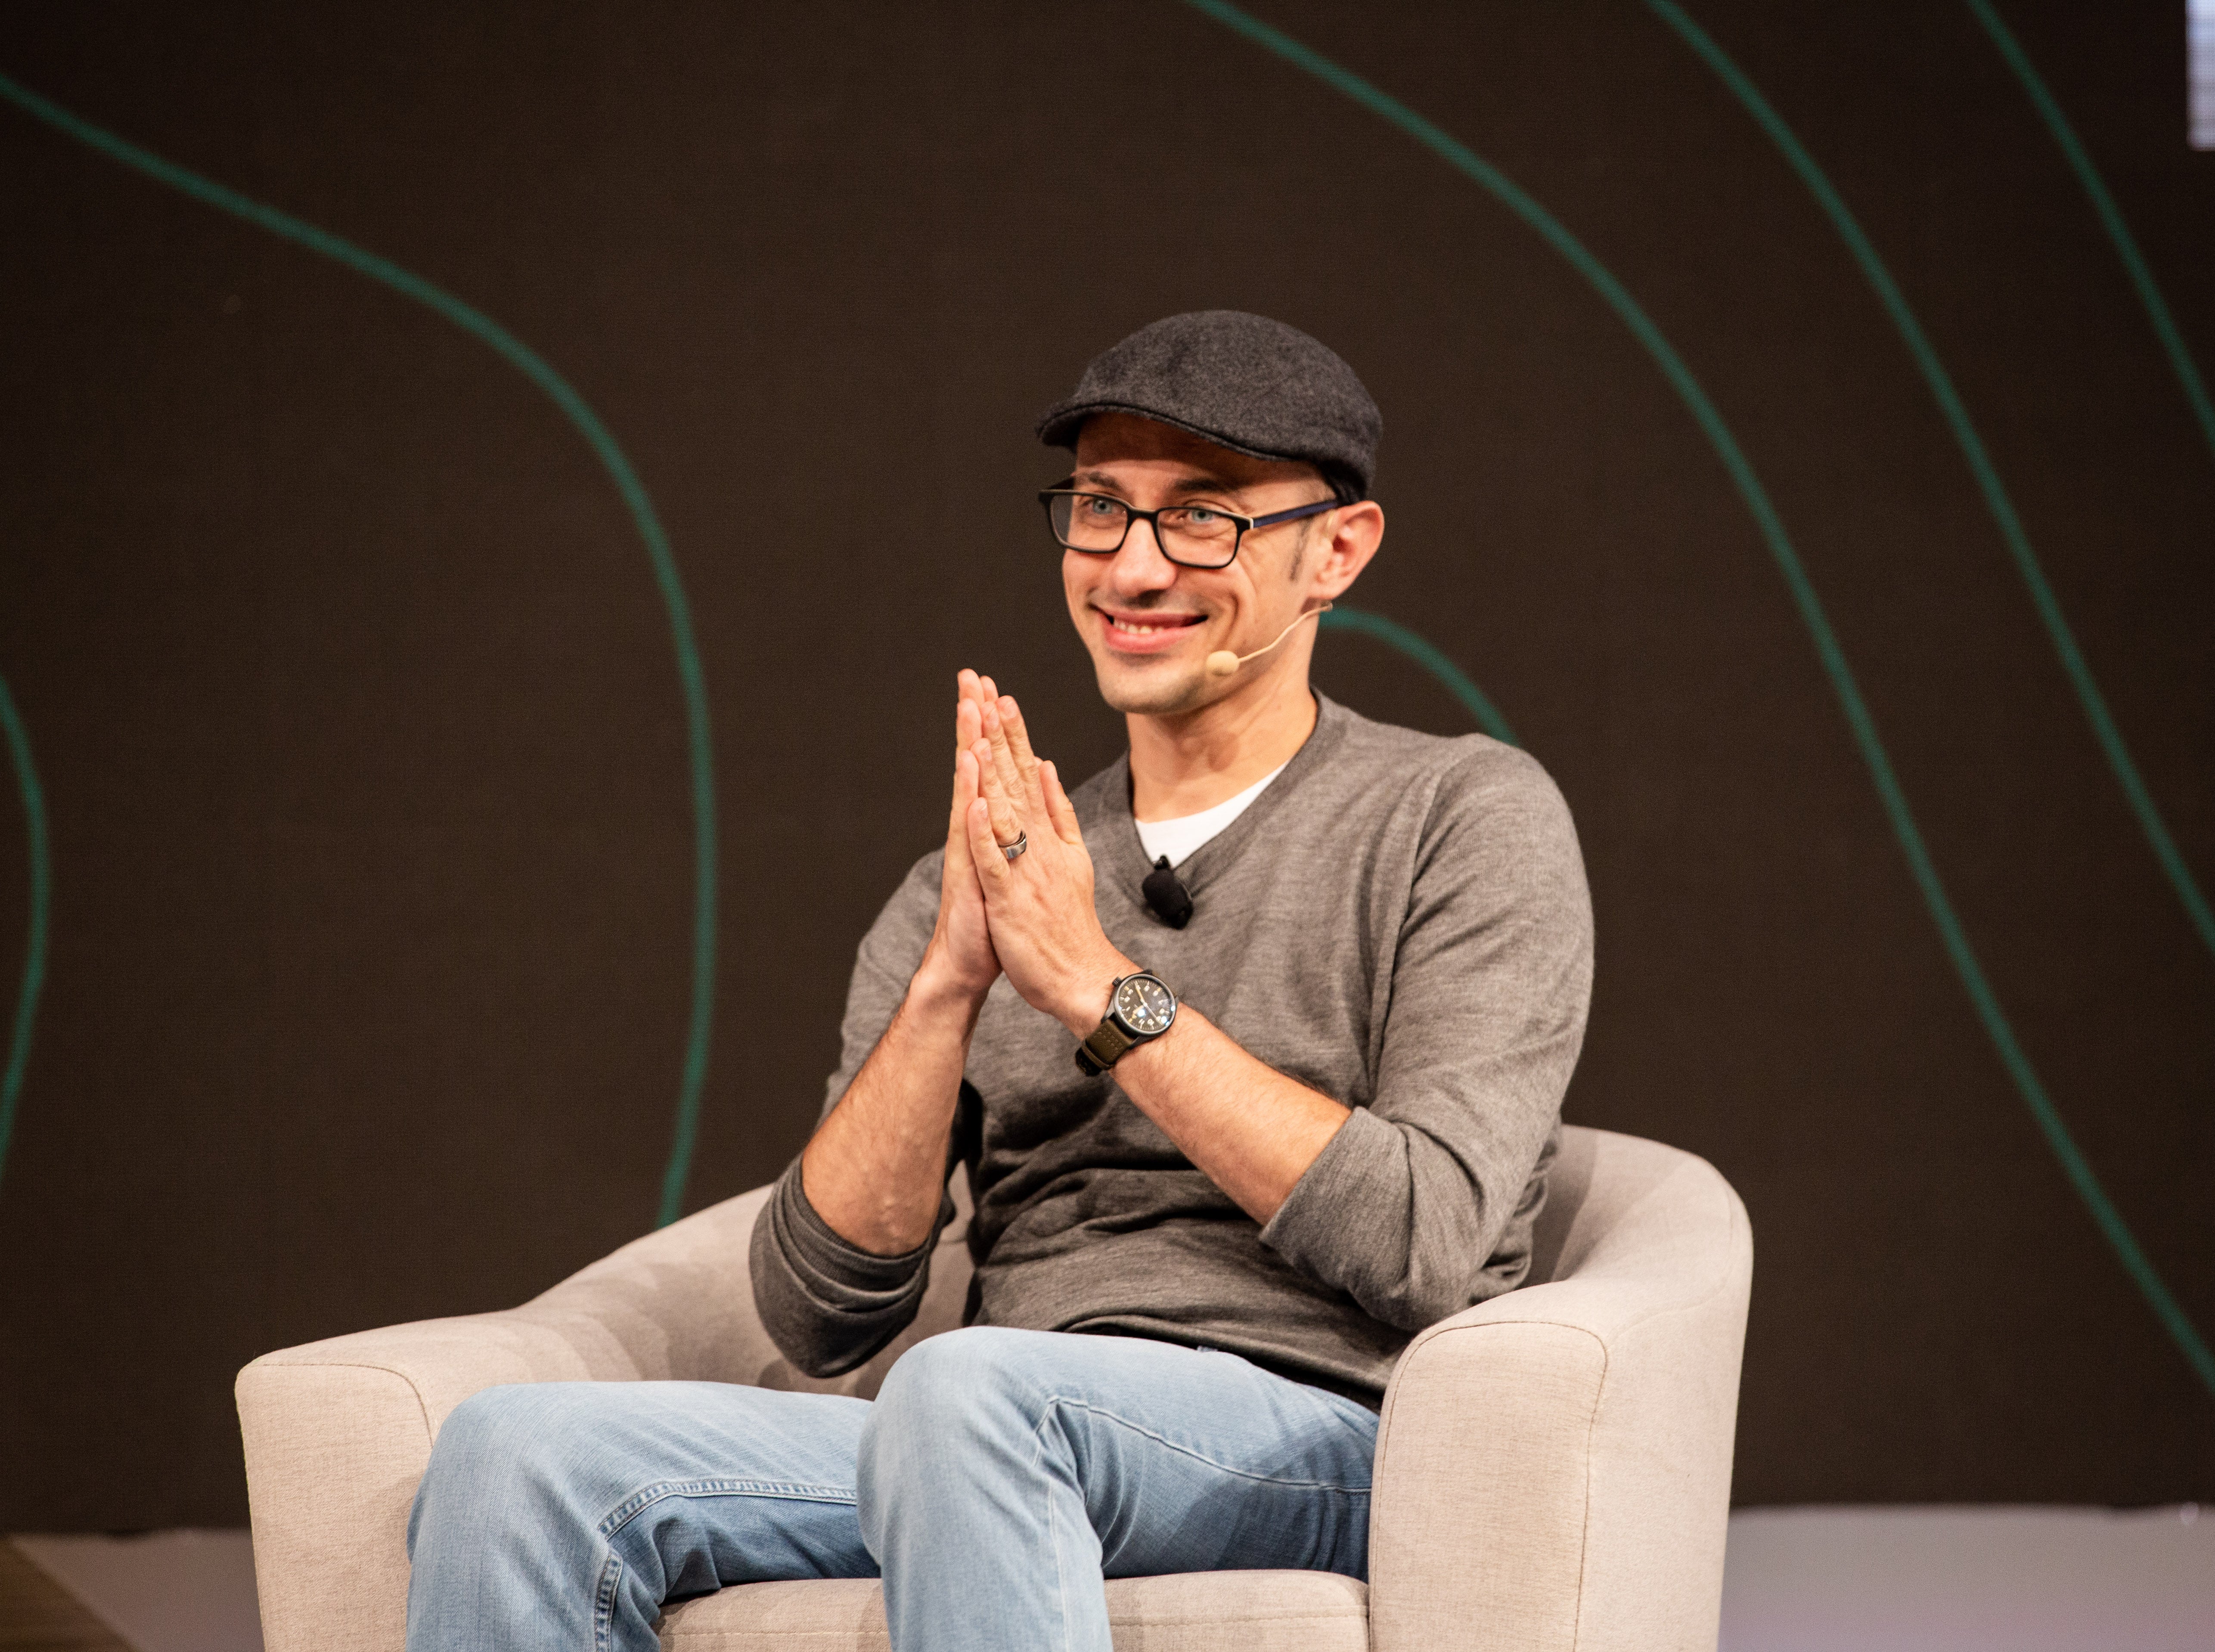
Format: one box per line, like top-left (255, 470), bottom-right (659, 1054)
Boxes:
top-left (856, 1330), bottom-right (1049, 1526)
top-left (415, 1384), bottom-right (593, 1542)
top-left (863, 1327), bottom-right (1054, 1462)
top-left (880, 1327), bottom-right (1045, 1422)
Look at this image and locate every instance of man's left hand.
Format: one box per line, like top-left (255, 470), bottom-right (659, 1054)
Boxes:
top-left (959, 691), bottom-right (1133, 1035)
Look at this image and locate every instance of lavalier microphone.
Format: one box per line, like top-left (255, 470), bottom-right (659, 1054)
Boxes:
top-left (1204, 602), bottom-right (1334, 679)
top-left (1142, 855), bottom-right (1194, 929)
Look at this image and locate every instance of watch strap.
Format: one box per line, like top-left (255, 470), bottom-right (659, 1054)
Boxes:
top-left (1074, 971), bottom-right (1177, 1076)
top-left (1074, 1018), bottom-right (1139, 1077)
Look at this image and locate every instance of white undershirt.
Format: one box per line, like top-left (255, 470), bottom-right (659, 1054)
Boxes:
top-left (1133, 763), bottom-right (1288, 870)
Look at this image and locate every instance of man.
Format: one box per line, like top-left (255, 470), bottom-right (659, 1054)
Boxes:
top-left (407, 311), bottom-right (1593, 1652)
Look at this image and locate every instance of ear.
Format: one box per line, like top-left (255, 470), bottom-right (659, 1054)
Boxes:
top-left (1302, 500), bottom-right (1385, 602)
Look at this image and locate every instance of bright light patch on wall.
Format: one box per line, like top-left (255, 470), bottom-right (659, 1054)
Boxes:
top-left (2194, 0), bottom-right (2215, 147)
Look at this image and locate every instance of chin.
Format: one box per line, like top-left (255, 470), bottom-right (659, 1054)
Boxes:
top-left (1092, 654), bottom-right (1207, 716)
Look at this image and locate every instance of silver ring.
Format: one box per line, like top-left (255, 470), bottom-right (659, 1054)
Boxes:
top-left (1001, 831), bottom-right (1029, 862)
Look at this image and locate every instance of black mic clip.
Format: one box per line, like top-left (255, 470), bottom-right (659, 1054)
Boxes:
top-left (1142, 856), bottom-right (1194, 930)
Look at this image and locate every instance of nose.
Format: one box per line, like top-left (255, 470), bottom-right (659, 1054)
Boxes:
top-left (1104, 516), bottom-right (1181, 598)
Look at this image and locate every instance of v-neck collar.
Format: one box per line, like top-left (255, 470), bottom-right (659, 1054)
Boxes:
top-left (1091, 693), bottom-right (1353, 903)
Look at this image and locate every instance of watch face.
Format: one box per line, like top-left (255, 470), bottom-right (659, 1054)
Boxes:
top-left (1114, 974), bottom-right (1176, 1035)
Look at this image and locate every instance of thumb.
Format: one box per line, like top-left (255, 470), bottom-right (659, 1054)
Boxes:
top-left (1040, 760), bottom-right (1083, 847)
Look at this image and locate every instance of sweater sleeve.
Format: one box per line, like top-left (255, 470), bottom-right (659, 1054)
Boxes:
top-left (1258, 744), bottom-right (1593, 1332)
top-left (748, 851), bottom-right (953, 1376)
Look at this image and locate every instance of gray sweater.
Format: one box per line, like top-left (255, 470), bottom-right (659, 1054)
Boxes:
top-left (749, 694), bottom-right (1593, 1407)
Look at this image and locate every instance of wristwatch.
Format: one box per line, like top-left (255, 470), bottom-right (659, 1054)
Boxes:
top-left (1073, 972), bottom-right (1179, 1076)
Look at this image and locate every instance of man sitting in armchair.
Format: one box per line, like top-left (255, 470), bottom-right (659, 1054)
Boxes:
top-left (406, 310), bottom-right (1593, 1652)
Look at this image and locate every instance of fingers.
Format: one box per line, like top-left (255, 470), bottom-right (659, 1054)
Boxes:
top-left (948, 749), bottom-right (981, 868)
top-left (965, 797), bottom-right (1010, 889)
top-left (950, 697), bottom-right (983, 838)
top-left (1040, 759), bottom-right (1084, 846)
top-left (956, 673), bottom-right (984, 751)
top-left (955, 698), bottom-right (982, 772)
top-left (959, 674), bottom-right (1042, 848)
top-left (995, 696), bottom-right (1048, 813)
top-left (973, 736), bottom-right (1024, 846)
top-left (979, 698), bottom-right (1030, 817)
top-left (957, 695), bottom-right (983, 779)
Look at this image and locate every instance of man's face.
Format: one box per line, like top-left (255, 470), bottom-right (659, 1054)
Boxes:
top-left (1061, 413), bottom-right (1339, 718)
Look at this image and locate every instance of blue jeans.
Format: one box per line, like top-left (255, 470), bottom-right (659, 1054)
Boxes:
top-left (406, 1327), bottom-right (1378, 1652)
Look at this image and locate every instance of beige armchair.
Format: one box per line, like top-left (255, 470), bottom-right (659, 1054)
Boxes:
top-left (236, 1125), bottom-right (1750, 1652)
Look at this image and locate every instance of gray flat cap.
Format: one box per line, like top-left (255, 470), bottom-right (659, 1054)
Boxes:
top-left (1037, 311), bottom-right (1381, 499)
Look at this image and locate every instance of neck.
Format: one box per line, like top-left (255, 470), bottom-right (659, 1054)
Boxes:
top-left (1127, 660), bottom-right (1318, 821)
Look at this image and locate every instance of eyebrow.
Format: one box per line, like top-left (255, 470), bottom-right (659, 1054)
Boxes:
top-left (1068, 468), bottom-right (1247, 499)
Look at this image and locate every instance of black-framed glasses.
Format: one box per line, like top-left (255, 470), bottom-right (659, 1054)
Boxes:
top-left (1038, 489), bottom-right (1339, 570)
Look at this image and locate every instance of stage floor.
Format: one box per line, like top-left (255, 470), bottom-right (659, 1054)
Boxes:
top-left (8, 1506), bottom-right (2210, 1652)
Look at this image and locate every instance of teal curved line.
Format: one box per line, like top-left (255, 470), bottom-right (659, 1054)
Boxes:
top-left (1185, 0), bottom-right (2215, 1395)
top-left (1964, 0), bottom-right (2215, 466)
top-left (1647, 0), bottom-right (2215, 964)
top-left (0, 677), bottom-right (51, 1195)
top-left (0, 72), bottom-right (716, 1228)
top-left (1321, 606), bottom-right (1518, 744)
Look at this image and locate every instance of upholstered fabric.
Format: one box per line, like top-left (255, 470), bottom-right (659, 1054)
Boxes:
top-left (235, 1125), bottom-right (1750, 1652)
top-left (659, 1572), bottom-right (1370, 1652)
top-left (1369, 1128), bottom-right (1753, 1652)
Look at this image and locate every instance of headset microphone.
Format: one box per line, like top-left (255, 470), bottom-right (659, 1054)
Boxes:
top-left (1204, 602), bottom-right (1334, 679)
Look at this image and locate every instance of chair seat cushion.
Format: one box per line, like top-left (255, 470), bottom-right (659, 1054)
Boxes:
top-left (658, 1570), bottom-right (1369, 1652)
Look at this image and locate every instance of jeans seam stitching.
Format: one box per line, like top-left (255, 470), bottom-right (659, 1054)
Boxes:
top-left (1027, 1405), bottom-right (1079, 1652)
top-left (596, 1478), bottom-right (857, 1540)
top-left (591, 1550), bottom-right (625, 1652)
top-left (1037, 1392), bottom-right (1373, 1494)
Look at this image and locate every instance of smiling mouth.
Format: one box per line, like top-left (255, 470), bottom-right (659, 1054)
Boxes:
top-left (1098, 609), bottom-right (1207, 640)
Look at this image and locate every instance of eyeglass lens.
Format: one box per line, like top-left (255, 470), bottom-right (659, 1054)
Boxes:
top-left (1047, 493), bottom-right (1239, 566)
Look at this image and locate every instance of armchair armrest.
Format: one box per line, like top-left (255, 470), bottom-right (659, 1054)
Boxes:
top-left (236, 1184), bottom-right (972, 1652)
top-left (1366, 1130), bottom-right (1753, 1652)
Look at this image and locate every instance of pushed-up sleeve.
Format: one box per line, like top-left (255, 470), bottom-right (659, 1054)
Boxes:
top-left (1259, 746), bottom-right (1593, 1332)
top-left (748, 851), bottom-right (952, 1376)
top-left (750, 1158), bottom-right (954, 1377)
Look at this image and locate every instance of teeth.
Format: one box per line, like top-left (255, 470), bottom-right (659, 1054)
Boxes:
top-left (1110, 616), bottom-right (1190, 636)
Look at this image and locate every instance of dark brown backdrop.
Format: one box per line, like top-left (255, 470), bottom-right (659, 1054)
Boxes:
top-left (1, 0), bottom-right (2209, 1527)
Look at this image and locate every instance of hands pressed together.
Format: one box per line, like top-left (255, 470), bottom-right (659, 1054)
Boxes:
top-left (924, 670), bottom-right (1135, 1036)
top-left (812, 670), bottom-right (1346, 1248)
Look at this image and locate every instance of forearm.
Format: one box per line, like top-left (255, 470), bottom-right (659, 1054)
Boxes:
top-left (957, 692), bottom-right (1346, 1225)
top-left (1116, 1011), bottom-right (1348, 1222)
top-left (801, 949), bottom-right (982, 1255)
top-left (1052, 969), bottom-right (1348, 1224)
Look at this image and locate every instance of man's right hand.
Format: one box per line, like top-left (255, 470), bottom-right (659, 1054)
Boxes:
top-left (799, 671), bottom-right (1005, 1255)
top-left (917, 670), bottom-right (1003, 1006)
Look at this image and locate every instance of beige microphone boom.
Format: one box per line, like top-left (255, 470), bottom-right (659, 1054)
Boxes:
top-left (1204, 602), bottom-right (1334, 678)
